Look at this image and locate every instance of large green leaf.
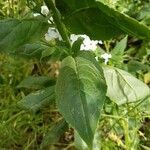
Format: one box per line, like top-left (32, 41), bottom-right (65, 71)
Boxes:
top-left (0, 19), bottom-right (49, 53)
top-left (56, 55), bottom-right (107, 148)
top-left (55, 0), bottom-right (150, 40)
top-left (103, 66), bottom-right (150, 105)
top-left (18, 86), bottom-right (55, 112)
top-left (96, 1), bottom-right (150, 39)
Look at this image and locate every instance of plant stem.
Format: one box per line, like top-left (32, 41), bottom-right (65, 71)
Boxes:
top-left (104, 41), bottom-right (110, 53)
top-left (5, 111), bottom-right (25, 124)
top-left (121, 119), bottom-right (131, 150)
top-left (44, 0), bottom-right (71, 49)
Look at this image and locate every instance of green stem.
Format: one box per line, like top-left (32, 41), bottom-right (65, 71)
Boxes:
top-left (5, 111), bottom-right (25, 124)
top-left (104, 41), bottom-right (110, 53)
top-left (44, 0), bottom-right (71, 49)
top-left (121, 119), bottom-right (131, 150)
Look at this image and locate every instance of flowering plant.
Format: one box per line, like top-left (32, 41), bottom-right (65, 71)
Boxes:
top-left (0, 0), bottom-right (150, 149)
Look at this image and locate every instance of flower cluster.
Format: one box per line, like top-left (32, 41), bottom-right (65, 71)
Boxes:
top-left (70, 34), bottom-right (102, 51)
top-left (41, 5), bottom-right (49, 16)
top-left (44, 30), bottom-right (111, 64)
top-left (45, 27), bottom-right (62, 41)
top-left (33, 5), bottom-right (49, 17)
top-left (101, 53), bottom-right (112, 64)
top-left (38, 5), bottom-right (111, 64)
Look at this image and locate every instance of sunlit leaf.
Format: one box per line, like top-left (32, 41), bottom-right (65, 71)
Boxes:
top-left (103, 66), bottom-right (150, 105)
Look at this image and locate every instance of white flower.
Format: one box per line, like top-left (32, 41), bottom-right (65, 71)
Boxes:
top-left (98, 40), bottom-right (103, 45)
top-left (70, 34), bottom-right (102, 51)
top-left (70, 34), bottom-right (80, 44)
top-left (80, 38), bottom-right (98, 51)
top-left (48, 17), bottom-right (54, 24)
top-left (101, 53), bottom-right (112, 64)
top-left (45, 27), bottom-right (62, 41)
top-left (41, 5), bottom-right (49, 16)
top-left (33, 13), bottom-right (40, 17)
top-left (70, 34), bottom-right (88, 44)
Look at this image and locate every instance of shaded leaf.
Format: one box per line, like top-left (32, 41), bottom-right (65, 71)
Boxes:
top-left (56, 55), bottom-right (107, 148)
top-left (14, 42), bottom-right (50, 59)
top-left (17, 76), bottom-right (55, 89)
top-left (127, 60), bottom-right (149, 72)
top-left (96, 1), bottom-right (150, 39)
top-left (18, 86), bottom-right (55, 112)
top-left (0, 19), bottom-right (49, 53)
top-left (71, 37), bottom-right (84, 57)
top-left (56, 0), bottom-right (150, 40)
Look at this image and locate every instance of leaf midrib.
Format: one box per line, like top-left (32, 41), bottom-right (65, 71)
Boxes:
top-left (74, 57), bottom-right (93, 143)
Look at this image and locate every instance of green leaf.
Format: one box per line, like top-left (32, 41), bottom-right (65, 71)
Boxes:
top-left (56, 55), bottom-right (107, 148)
top-left (111, 36), bottom-right (128, 56)
top-left (74, 129), bottom-right (101, 150)
top-left (103, 66), bottom-right (150, 105)
top-left (111, 36), bottom-right (128, 65)
top-left (71, 37), bottom-right (84, 57)
top-left (74, 131), bottom-right (88, 150)
top-left (56, 1), bottom-right (122, 40)
top-left (96, 1), bottom-right (150, 39)
top-left (0, 19), bottom-right (49, 53)
top-left (18, 86), bottom-right (55, 112)
top-left (41, 119), bottom-right (68, 148)
top-left (138, 96), bottom-right (150, 114)
top-left (41, 47), bottom-right (56, 60)
top-left (14, 42), bottom-right (50, 59)
top-left (127, 60), bottom-right (149, 72)
top-left (139, 7), bottom-right (150, 20)
top-left (55, 0), bottom-right (150, 40)
top-left (17, 76), bottom-right (55, 89)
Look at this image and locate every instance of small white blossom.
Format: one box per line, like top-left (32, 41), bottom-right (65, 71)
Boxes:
top-left (70, 34), bottom-right (88, 44)
top-left (80, 38), bottom-right (98, 51)
top-left (98, 40), bottom-right (103, 45)
top-left (101, 53), bottom-right (112, 64)
top-left (41, 5), bottom-right (49, 16)
top-left (70, 34), bottom-right (102, 51)
top-left (45, 27), bottom-right (62, 41)
top-left (33, 13), bottom-right (40, 17)
top-left (48, 20), bottom-right (51, 24)
top-left (48, 17), bottom-right (54, 24)
top-left (70, 34), bottom-right (80, 44)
